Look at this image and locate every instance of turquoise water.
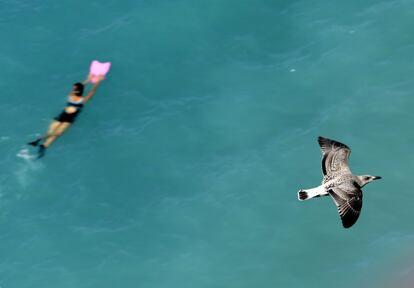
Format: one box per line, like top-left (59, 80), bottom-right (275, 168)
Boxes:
top-left (1, 0), bottom-right (414, 287)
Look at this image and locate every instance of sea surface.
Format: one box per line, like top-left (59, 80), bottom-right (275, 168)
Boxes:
top-left (1, 0), bottom-right (414, 287)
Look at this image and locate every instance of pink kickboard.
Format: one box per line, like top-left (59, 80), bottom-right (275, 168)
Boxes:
top-left (89, 60), bottom-right (111, 83)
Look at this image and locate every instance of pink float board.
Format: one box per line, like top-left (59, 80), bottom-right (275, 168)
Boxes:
top-left (89, 60), bottom-right (111, 83)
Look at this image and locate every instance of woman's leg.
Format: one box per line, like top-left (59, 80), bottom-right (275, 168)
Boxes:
top-left (37, 122), bottom-right (71, 158)
top-left (28, 120), bottom-right (62, 146)
top-left (43, 122), bottom-right (71, 148)
top-left (47, 120), bottom-right (62, 136)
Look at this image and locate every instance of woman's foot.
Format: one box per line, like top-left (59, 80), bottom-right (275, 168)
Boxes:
top-left (37, 144), bottom-right (46, 159)
top-left (28, 138), bottom-right (42, 147)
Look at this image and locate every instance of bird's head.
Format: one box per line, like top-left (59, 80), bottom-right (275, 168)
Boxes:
top-left (357, 175), bottom-right (382, 187)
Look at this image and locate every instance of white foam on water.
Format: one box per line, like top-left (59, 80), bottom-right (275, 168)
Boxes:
top-left (16, 148), bottom-right (36, 161)
top-left (15, 148), bottom-right (44, 189)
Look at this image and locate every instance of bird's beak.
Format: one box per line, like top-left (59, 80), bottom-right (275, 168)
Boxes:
top-left (373, 176), bottom-right (382, 180)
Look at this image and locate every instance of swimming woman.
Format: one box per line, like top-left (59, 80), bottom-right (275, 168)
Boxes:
top-left (28, 75), bottom-right (104, 158)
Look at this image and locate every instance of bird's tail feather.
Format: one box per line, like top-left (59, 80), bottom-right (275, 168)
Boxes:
top-left (298, 190), bottom-right (309, 200)
top-left (297, 187), bottom-right (325, 201)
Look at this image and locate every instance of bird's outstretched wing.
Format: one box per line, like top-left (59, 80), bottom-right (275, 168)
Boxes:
top-left (328, 185), bottom-right (363, 229)
top-left (318, 136), bottom-right (352, 176)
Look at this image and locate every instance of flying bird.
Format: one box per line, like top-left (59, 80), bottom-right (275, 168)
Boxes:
top-left (298, 136), bottom-right (381, 228)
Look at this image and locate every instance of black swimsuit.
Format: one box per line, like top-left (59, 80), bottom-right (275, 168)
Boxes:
top-left (54, 98), bottom-right (84, 123)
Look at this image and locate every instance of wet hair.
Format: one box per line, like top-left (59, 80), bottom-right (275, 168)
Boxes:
top-left (73, 82), bottom-right (84, 96)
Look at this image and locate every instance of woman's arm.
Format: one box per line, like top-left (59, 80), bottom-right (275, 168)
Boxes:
top-left (82, 74), bottom-right (91, 85)
top-left (83, 81), bottom-right (101, 103)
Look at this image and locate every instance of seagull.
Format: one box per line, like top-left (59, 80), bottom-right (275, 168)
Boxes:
top-left (298, 136), bottom-right (381, 228)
